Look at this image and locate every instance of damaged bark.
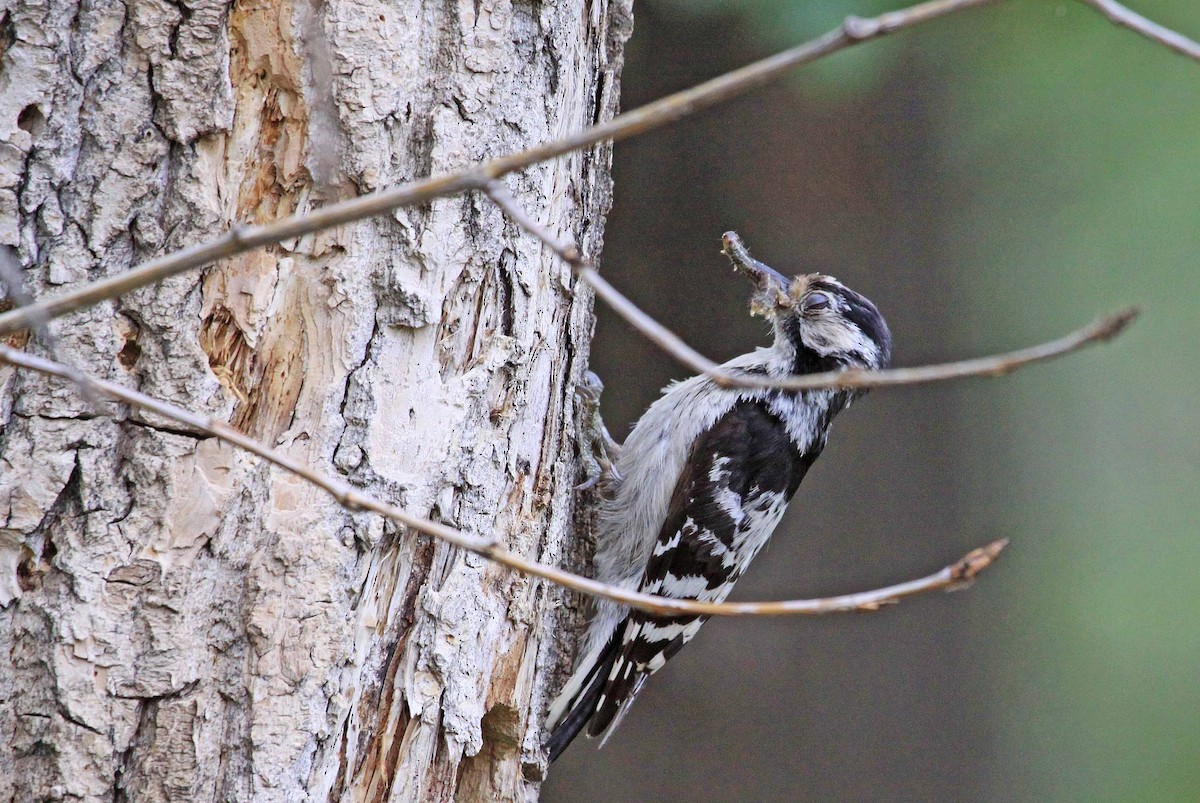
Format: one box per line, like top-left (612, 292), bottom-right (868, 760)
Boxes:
top-left (0, 0), bottom-right (632, 798)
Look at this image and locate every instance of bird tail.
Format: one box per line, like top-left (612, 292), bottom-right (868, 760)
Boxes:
top-left (544, 629), bottom-right (621, 762)
top-left (585, 621), bottom-right (659, 745)
top-left (588, 666), bottom-right (647, 748)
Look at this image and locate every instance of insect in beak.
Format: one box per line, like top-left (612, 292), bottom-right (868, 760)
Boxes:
top-left (722, 231), bottom-right (793, 312)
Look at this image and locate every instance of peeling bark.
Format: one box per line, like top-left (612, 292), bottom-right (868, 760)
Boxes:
top-left (0, 0), bottom-right (632, 798)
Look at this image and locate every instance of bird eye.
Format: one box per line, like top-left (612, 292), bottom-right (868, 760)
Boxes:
top-left (803, 292), bottom-right (830, 311)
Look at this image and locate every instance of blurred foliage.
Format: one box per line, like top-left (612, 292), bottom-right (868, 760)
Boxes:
top-left (933, 1), bottom-right (1200, 800)
top-left (695, 0), bottom-right (1200, 797)
top-left (653, 0), bottom-right (907, 92)
top-left (548, 1), bottom-right (1199, 800)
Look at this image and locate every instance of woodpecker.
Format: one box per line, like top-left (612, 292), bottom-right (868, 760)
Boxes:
top-left (545, 232), bottom-right (892, 761)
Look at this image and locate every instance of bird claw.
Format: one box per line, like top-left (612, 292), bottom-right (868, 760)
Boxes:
top-left (576, 371), bottom-right (622, 494)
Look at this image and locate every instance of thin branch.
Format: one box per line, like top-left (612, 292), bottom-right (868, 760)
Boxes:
top-left (0, 342), bottom-right (1005, 618)
top-left (486, 182), bottom-right (1140, 392)
top-left (485, 181), bottom-right (740, 385)
top-left (484, 182), bottom-right (731, 384)
top-left (595, 277), bottom-right (1139, 392)
top-left (485, 181), bottom-right (583, 265)
top-left (1078, 0), bottom-right (1200, 61)
top-left (0, 0), bottom-right (1009, 339)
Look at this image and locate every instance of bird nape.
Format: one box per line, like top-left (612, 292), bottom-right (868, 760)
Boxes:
top-left (545, 233), bottom-right (891, 761)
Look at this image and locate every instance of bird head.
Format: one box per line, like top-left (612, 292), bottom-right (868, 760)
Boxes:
top-left (722, 231), bottom-right (892, 374)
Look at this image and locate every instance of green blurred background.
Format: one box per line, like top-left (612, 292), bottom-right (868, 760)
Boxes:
top-left (544, 1), bottom-right (1200, 800)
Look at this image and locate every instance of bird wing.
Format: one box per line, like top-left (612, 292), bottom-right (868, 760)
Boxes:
top-left (587, 398), bottom-right (816, 741)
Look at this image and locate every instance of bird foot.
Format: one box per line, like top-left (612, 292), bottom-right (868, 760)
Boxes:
top-left (575, 371), bottom-right (622, 493)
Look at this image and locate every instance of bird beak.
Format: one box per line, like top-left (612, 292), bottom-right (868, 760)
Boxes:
top-left (721, 231), bottom-right (792, 310)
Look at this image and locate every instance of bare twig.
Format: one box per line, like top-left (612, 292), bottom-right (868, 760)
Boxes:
top-left (487, 183), bottom-right (1140, 392)
top-left (485, 181), bottom-right (583, 265)
top-left (593, 277), bottom-right (1137, 391)
top-left (716, 232), bottom-right (1140, 389)
top-left (0, 0), bottom-right (1009, 339)
top-left (484, 181), bottom-right (732, 384)
top-left (586, 273), bottom-right (1137, 391)
top-left (1078, 0), bottom-right (1200, 61)
top-left (0, 342), bottom-right (1005, 617)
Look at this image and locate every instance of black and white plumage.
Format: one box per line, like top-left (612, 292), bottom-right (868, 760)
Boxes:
top-left (545, 233), bottom-right (892, 761)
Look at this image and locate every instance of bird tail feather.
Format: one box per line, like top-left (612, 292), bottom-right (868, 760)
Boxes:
top-left (545, 630), bottom-right (620, 762)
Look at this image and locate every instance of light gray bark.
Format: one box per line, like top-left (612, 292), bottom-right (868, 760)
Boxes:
top-left (0, 0), bottom-right (631, 799)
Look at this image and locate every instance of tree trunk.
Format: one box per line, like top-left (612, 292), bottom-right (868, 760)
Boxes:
top-left (0, 0), bottom-right (631, 798)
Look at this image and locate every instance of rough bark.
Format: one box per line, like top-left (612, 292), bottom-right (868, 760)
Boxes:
top-left (0, 0), bottom-right (631, 799)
